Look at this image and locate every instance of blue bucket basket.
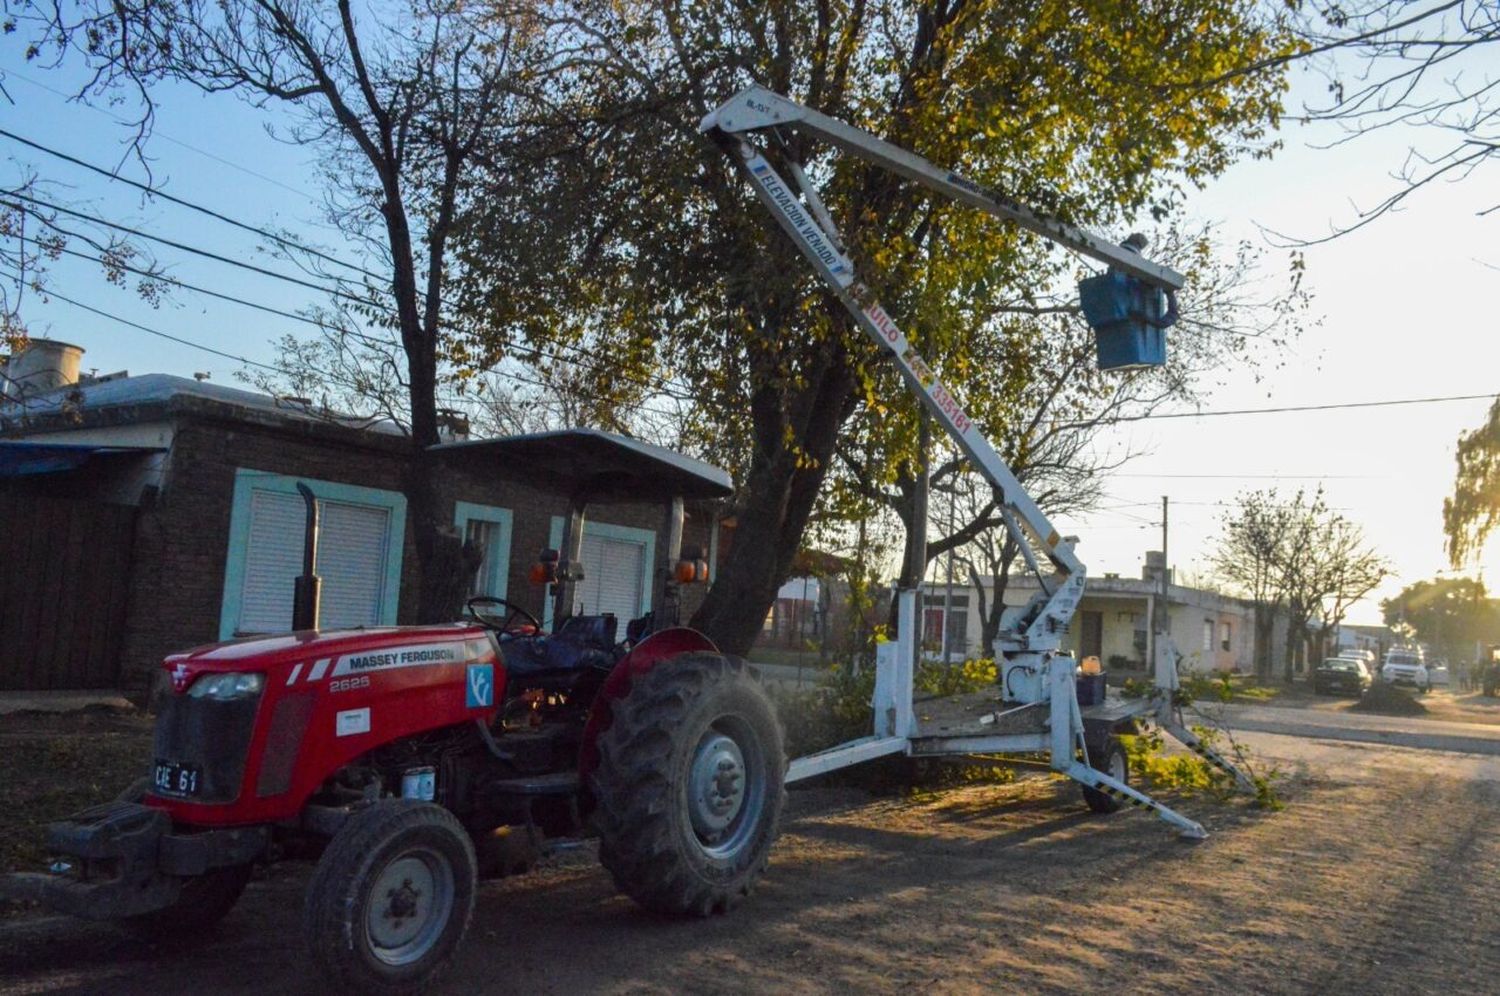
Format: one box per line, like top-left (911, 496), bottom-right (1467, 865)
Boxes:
top-left (1077, 270), bottom-right (1176, 371)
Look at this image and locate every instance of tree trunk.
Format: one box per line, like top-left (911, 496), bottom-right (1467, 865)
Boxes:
top-left (1254, 606), bottom-right (1274, 681)
top-left (690, 355), bottom-right (855, 656)
top-left (980, 537), bottom-right (1020, 654)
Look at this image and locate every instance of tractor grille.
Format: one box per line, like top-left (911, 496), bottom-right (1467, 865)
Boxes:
top-left (152, 693), bottom-right (260, 804)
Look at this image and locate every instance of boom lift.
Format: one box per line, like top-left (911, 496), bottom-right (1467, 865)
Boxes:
top-left (701, 86), bottom-right (1255, 837)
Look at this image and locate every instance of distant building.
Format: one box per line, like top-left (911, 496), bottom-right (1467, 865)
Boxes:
top-left (920, 554), bottom-right (1264, 673)
top-left (761, 575), bottom-right (823, 649)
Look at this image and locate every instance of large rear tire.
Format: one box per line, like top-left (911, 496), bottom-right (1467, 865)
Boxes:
top-left (591, 653), bottom-right (785, 916)
top-left (304, 800), bottom-right (476, 996)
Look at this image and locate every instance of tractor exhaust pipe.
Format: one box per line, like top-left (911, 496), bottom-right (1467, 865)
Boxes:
top-left (292, 482), bottom-right (321, 631)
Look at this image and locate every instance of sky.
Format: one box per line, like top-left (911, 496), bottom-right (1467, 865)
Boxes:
top-left (2, 40), bottom-right (1496, 627)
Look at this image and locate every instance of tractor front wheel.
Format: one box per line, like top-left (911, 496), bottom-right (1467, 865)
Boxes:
top-left (304, 800), bottom-right (476, 995)
top-left (592, 652), bottom-right (785, 916)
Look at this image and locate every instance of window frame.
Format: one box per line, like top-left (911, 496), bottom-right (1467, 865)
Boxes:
top-left (454, 500), bottom-right (513, 602)
top-left (545, 516), bottom-right (656, 629)
top-left (219, 469), bottom-right (407, 640)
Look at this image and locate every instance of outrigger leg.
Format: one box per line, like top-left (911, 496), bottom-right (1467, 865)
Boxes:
top-left (1045, 658), bottom-right (1208, 839)
top-left (1159, 712), bottom-right (1258, 795)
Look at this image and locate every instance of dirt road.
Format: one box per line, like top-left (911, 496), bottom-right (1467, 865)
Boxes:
top-left (1211, 699), bottom-right (1500, 755)
top-left (4, 727), bottom-right (1497, 996)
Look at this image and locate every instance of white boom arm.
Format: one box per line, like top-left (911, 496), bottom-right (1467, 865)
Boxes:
top-left (701, 85), bottom-right (1186, 660)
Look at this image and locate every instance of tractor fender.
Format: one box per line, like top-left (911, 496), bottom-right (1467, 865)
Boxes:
top-left (577, 628), bottom-right (719, 782)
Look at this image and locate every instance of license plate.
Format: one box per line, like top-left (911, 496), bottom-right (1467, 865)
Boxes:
top-left (153, 760), bottom-right (202, 797)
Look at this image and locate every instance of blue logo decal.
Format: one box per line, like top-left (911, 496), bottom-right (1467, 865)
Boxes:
top-left (466, 663), bottom-right (494, 709)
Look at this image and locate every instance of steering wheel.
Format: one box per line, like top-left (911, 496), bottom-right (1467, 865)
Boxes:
top-left (466, 596), bottom-right (542, 636)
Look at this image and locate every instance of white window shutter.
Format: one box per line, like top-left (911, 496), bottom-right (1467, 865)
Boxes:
top-left (238, 491), bottom-right (391, 634)
top-left (316, 502), bottom-right (391, 629)
top-left (238, 490), bottom-right (305, 634)
top-left (577, 534), bottom-right (646, 620)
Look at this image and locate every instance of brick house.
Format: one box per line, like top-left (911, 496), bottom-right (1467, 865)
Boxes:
top-left (1, 355), bottom-right (721, 694)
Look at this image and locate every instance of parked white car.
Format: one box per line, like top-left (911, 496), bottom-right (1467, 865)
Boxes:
top-left (1382, 648), bottom-right (1430, 692)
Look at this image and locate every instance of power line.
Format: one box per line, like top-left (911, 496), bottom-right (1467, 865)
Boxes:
top-left (1113, 472), bottom-right (1381, 480)
top-left (50, 242), bottom-right (341, 332)
top-left (1067, 391), bottom-right (1499, 427)
top-left (1, 68), bottom-right (323, 204)
top-left (5, 189), bottom-right (388, 312)
top-left (0, 127), bottom-right (384, 283)
top-left (4, 276), bottom-right (283, 373)
top-left (8, 186), bottom-right (696, 404)
top-left (0, 112), bottom-right (697, 403)
top-left (1, 130), bottom-right (696, 402)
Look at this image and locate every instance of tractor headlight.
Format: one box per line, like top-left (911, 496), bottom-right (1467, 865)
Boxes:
top-left (187, 672), bottom-right (265, 701)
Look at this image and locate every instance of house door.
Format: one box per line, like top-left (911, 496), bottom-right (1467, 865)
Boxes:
top-left (1081, 610), bottom-right (1104, 660)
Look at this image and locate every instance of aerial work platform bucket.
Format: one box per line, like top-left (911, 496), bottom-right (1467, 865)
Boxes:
top-left (1078, 269), bottom-right (1177, 371)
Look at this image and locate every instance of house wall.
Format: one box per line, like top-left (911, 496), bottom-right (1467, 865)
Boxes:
top-left (921, 578), bottom-right (1257, 674)
top-left (115, 417), bottom-right (715, 695)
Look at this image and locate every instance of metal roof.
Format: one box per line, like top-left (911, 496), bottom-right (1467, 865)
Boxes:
top-left (0, 440), bottom-right (164, 477)
top-left (0, 373), bottom-right (405, 435)
top-left (429, 428), bottom-right (733, 502)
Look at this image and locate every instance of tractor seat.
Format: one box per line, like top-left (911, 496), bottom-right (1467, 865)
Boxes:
top-left (501, 614), bottom-right (618, 677)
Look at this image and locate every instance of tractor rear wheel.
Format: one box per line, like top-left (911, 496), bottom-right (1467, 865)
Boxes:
top-left (304, 800), bottom-right (476, 995)
top-left (592, 652), bottom-right (785, 916)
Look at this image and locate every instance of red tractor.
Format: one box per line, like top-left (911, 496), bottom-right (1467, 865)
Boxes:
top-left (4, 431), bottom-right (786, 993)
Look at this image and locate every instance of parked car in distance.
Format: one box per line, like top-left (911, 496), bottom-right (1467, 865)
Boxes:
top-left (1382, 648), bottom-right (1430, 692)
top-left (1428, 659), bottom-right (1451, 688)
top-left (1314, 658), bottom-right (1373, 696)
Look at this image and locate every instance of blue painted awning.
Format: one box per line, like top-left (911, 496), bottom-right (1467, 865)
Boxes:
top-left (0, 441), bottom-right (163, 477)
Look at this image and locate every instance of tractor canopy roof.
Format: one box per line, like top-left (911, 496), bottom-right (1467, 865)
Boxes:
top-left (428, 428), bottom-right (733, 503)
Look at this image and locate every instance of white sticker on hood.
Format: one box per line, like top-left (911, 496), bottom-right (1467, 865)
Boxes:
top-left (336, 707), bottom-right (371, 737)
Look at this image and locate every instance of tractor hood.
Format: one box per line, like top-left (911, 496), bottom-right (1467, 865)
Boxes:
top-left (162, 624), bottom-right (490, 691)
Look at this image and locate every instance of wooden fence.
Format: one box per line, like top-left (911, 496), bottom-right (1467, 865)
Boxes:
top-left (0, 492), bottom-right (136, 690)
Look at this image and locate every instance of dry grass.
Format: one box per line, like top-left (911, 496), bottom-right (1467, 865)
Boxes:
top-left (0, 708), bottom-right (154, 881)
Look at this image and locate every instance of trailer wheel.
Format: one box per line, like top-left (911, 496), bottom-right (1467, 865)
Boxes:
top-left (1080, 738), bottom-right (1129, 814)
top-left (592, 652), bottom-right (785, 916)
top-left (304, 800), bottom-right (476, 995)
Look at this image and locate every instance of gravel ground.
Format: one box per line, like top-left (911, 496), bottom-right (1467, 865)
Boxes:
top-left (2, 716), bottom-right (1497, 995)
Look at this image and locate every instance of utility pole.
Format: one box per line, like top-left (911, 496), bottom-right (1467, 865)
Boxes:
top-left (941, 480), bottom-right (956, 664)
top-left (1156, 495), bottom-right (1170, 660)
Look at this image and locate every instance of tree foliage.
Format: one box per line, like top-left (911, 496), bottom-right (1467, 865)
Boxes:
top-left (1444, 397), bottom-right (1500, 567)
top-left (1381, 575), bottom-right (1500, 663)
top-left (1212, 488), bottom-right (1388, 679)
top-left (456, 0), bottom-right (1301, 654)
